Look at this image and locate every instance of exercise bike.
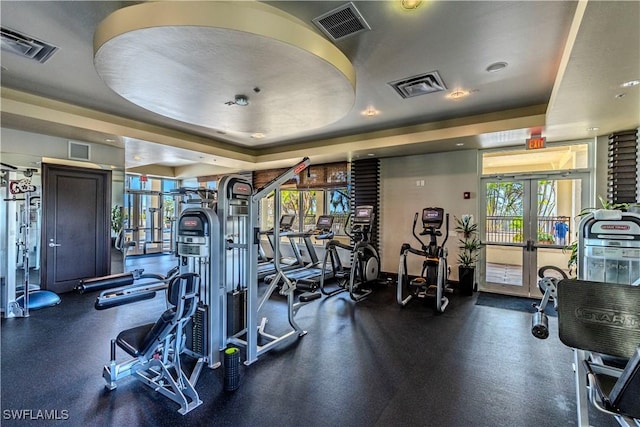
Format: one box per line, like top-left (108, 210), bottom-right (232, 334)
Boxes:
top-left (397, 207), bottom-right (451, 312)
top-left (319, 206), bottom-right (380, 302)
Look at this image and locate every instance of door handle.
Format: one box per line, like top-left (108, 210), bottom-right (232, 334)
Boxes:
top-left (49, 239), bottom-right (61, 247)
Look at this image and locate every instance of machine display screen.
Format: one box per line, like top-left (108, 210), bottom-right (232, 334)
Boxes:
top-left (423, 208), bottom-right (444, 226)
top-left (316, 215), bottom-right (334, 228)
top-left (356, 207), bottom-right (372, 219)
top-left (280, 214), bottom-right (296, 228)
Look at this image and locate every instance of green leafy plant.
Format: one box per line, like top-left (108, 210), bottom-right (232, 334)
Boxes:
top-left (455, 215), bottom-right (482, 268)
top-left (111, 205), bottom-right (123, 235)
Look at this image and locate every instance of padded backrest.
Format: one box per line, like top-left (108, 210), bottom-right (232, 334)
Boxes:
top-left (139, 273), bottom-right (199, 356)
top-left (167, 272), bottom-right (198, 315)
top-left (557, 279), bottom-right (640, 358)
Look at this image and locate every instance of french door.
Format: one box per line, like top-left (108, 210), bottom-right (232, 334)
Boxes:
top-left (480, 172), bottom-right (589, 297)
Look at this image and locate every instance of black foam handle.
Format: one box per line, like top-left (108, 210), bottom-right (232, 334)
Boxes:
top-left (94, 291), bottom-right (156, 310)
top-left (77, 273), bottom-right (135, 294)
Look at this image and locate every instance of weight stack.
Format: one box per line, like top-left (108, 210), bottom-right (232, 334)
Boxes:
top-left (227, 289), bottom-right (246, 336)
top-left (185, 303), bottom-right (207, 358)
top-left (224, 347), bottom-right (241, 391)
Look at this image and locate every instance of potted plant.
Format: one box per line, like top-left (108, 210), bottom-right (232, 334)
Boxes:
top-left (455, 215), bottom-right (482, 296)
top-left (111, 205), bottom-right (124, 246)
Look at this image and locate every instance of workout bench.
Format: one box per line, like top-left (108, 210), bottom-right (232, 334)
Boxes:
top-left (557, 279), bottom-right (640, 426)
top-left (102, 272), bottom-right (203, 415)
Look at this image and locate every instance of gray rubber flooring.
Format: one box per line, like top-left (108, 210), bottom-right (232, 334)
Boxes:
top-left (1, 255), bottom-right (617, 426)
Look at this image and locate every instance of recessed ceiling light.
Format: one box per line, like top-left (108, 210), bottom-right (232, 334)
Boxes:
top-left (615, 93), bottom-right (626, 99)
top-left (105, 138), bottom-right (115, 142)
top-left (486, 62), bottom-right (508, 73)
top-left (620, 79), bottom-right (640, 88)
top-left (447, 90), bottom-right (469, 100)
top-left (367, 153), bottom-right (375, 157)
top-left (362, 107), bottom-right (379, 117)
top-left (456, 143), bottom-right (464, 146)
top-left (133, 155), bottom-right (141, 161)
top-left (401, 0), bottom-right (422, 10)
top-left (251, 132), bottom-right (265, 139)
top-left (587, 127), bottom-right (599, 131)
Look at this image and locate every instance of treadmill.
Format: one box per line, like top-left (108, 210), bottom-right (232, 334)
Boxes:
top-left (257, 214), bottom-right (304, 280)
top-left (264, 215), bottom-right (335, 288)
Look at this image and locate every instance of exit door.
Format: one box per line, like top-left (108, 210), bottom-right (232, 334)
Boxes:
top-left (480, 173), bottom-right (588, 297)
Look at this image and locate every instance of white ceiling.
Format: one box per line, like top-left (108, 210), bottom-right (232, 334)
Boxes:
top-left (1, 1), bottom-right (638, 178)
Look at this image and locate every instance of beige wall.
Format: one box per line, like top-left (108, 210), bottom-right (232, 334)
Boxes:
top-left (0, 128), bottom-right (126, 207)
top-left (380, 150), bottom-right (479, 280)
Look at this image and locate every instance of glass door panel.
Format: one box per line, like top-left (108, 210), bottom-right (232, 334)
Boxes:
top-left (483, 179), bottom-right (529, 296)
top-left (481, 175), bottom-right (587, 297)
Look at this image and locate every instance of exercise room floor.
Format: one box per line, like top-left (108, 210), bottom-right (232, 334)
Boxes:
top-left (1, 255), bottom-right (617, 427)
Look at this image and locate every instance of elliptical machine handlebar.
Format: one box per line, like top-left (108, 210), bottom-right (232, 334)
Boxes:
top-left (441, 213), bottom-right (450, 248)
top-left (411, 212), bottom-right (425, 250)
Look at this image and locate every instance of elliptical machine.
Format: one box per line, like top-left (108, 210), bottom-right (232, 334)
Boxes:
top-left (397, 207), bottom-right (451, 312)
top-left (319, 206), bottom-right (380, 301)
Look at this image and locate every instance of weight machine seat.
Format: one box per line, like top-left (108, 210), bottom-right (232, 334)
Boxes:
top-left (114, 273), bottom-right (199, 358)
top-left (557, 279), bottom-right (640, 420)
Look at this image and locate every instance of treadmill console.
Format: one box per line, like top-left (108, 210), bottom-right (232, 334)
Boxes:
top-left (316, 215), bottom-right (334, 231)
top-left (313, 215), bottom-right (335, 239)
top-left (280, 214), bottom-right (296, 231)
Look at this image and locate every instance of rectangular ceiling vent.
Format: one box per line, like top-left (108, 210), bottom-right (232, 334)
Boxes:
top-left (312, 2), bottom-right (371, 41)
top-left (0, 26), bottom-right (58, 64)
top-left (388, 71), bottom-right (448, 99)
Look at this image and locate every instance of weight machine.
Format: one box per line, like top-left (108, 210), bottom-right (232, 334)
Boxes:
top-left (532, 209), bottom-right (640, 426)
top-left (397, 207), bottom-right (451, 312)
top-left (1, 163), bottom-right (60, 318)
top-left (572, 209), bottom-right (640, 426)
top-left (96, 159), bottom-right (316, 413)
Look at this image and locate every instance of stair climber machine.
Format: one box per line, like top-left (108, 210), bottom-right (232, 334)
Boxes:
top-left (397, 207), bottom-right (452, 312)
top-left (265, 215), bottom-right (336, 293)
top-left (319, 205), bottom-right (380, 301)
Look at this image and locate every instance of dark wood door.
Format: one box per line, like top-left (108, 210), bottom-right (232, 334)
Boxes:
top-left (42, 164), bottom-right (111, 293)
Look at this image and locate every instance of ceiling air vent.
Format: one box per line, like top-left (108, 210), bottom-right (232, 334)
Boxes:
top-left (312, 2), bottom-right (371, 41)
top-left (0, 26), bottom-right (58, 64)
top-left (388, 71), bottom-right (448, 99)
